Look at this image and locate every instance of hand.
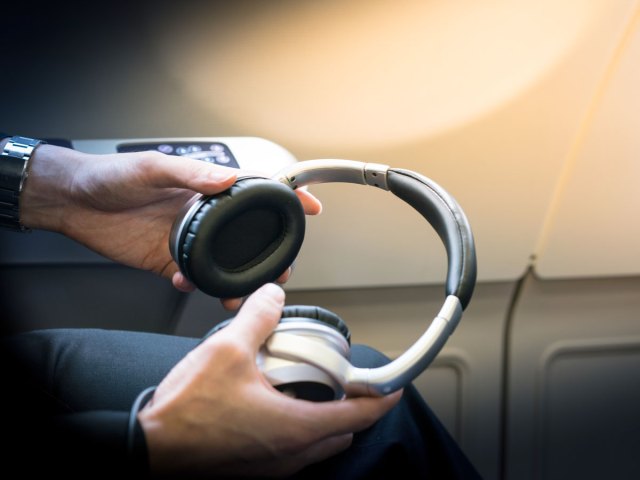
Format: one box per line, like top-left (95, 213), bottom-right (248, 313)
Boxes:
top-left (137, 283), bottom-right (402, 478)
top-left (20, 145), bottom-right (322, 309)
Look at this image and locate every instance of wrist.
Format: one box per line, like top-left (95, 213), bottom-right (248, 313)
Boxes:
top-left (20, 143), bottom-right (84, 233)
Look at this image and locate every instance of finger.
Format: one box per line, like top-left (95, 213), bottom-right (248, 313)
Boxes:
top-left (223, 283), bottom-right (285, 349)
top-left (220, 297), bottom-right (244, 311)
top-left (295, 188), bottom-right (322, 215)
top-left (172, 272), bottom-right (196, 292)
top-left (276, 266), bottom-right (293, 284)
top-left (143, 153), bottom-right (237, 194)
top-left (294, 390), bottom-right (403, 438)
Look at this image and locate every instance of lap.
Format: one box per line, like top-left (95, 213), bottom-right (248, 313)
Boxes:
top-left (3, 328), bottom-right (400, 411)
top-left (1, 328), bottom-right (481, 479)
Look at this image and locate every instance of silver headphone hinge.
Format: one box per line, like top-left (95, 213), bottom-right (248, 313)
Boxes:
top-left (363, 163), bottom-right (390, 190)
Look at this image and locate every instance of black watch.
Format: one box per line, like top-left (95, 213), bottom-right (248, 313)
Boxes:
top-left (0, 135), bottom-right (45, 232)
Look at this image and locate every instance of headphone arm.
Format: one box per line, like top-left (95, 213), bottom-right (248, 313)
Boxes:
top-left (264, 295), bottom-right (463, 397)
top-left (275, 159), bottom-right (390, 191)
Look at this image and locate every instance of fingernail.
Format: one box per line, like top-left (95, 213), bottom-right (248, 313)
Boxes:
top-left (207, 169), bottom-right (237, 183)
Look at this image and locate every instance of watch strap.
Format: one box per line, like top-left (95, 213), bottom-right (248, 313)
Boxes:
top-left (0, 135), bottom-right (45, 231)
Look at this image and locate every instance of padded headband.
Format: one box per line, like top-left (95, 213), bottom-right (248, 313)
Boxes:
top-left (386, 169), bottom-right (476, 309)
top-left (274, 160), bottom-right (477, 310)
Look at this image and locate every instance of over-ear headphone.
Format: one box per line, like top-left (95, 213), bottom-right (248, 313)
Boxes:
top-left (170, 160), bottom-right (477, 401)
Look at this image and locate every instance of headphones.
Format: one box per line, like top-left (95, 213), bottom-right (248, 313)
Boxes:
top-left (170, 159), bottom-right (477, 401)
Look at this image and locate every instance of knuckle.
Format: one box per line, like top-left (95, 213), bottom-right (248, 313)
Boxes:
top-left (137, 150), bottom-right (165, 169)
top-left (200, 334), bottom-right (252, 366)
top-left (286, 421), bottom-right (320, 452)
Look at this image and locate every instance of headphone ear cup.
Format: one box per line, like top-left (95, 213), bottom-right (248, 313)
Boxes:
top-left (199, 305), bottom-right (351, 402)
top-left (179, 177), bottom-right (306, 298)
top-left (262, 306), bottom-right (352, 401)
top-left (201, 305), bottom-right (350, 345)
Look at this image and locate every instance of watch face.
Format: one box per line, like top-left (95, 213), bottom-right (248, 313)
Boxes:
top-left (117, 141), bottom-right (239, 169)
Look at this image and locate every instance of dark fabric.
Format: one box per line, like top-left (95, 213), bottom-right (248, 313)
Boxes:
top-left (0, 329), bottom-right (191, 477)
top-left (49, 410), bottom-right (148, 476)
top-left (3, 329), bottom-right (197, 411)
top-left (1, 328), bottom-right (481, 479)
top-left (290, 347), bottom-right (481, 480)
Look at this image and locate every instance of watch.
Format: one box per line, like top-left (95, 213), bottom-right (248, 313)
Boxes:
top-left (0, 135), bottom-right (45, 231)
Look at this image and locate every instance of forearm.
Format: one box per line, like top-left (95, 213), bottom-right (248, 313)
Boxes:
top-left (2, 135), bottom-right (240, 286)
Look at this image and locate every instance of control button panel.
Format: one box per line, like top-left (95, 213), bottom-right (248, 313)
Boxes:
top-left (116, 141), bottom-right (239, 168)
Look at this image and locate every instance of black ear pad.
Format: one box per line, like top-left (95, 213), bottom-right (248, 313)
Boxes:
top-left (281, 305), bottom-right (351, 344)
top-left (180, 177), bottom-right (306, 299)
top-left (200, 305), bottom-right (350, 344)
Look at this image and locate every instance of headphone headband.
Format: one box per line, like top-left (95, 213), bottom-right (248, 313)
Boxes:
top-left (274, 160), bottom-right (476, 308)
top-left (275, 159), bottom-right (390, 190)
top-left (266, 159), bottom-right (476, 396)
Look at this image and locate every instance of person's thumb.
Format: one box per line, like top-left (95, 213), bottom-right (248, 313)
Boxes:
top-left (225, 283), bottom-right (285, 350)
top-left (145, 154), bottom-right (237, 194)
